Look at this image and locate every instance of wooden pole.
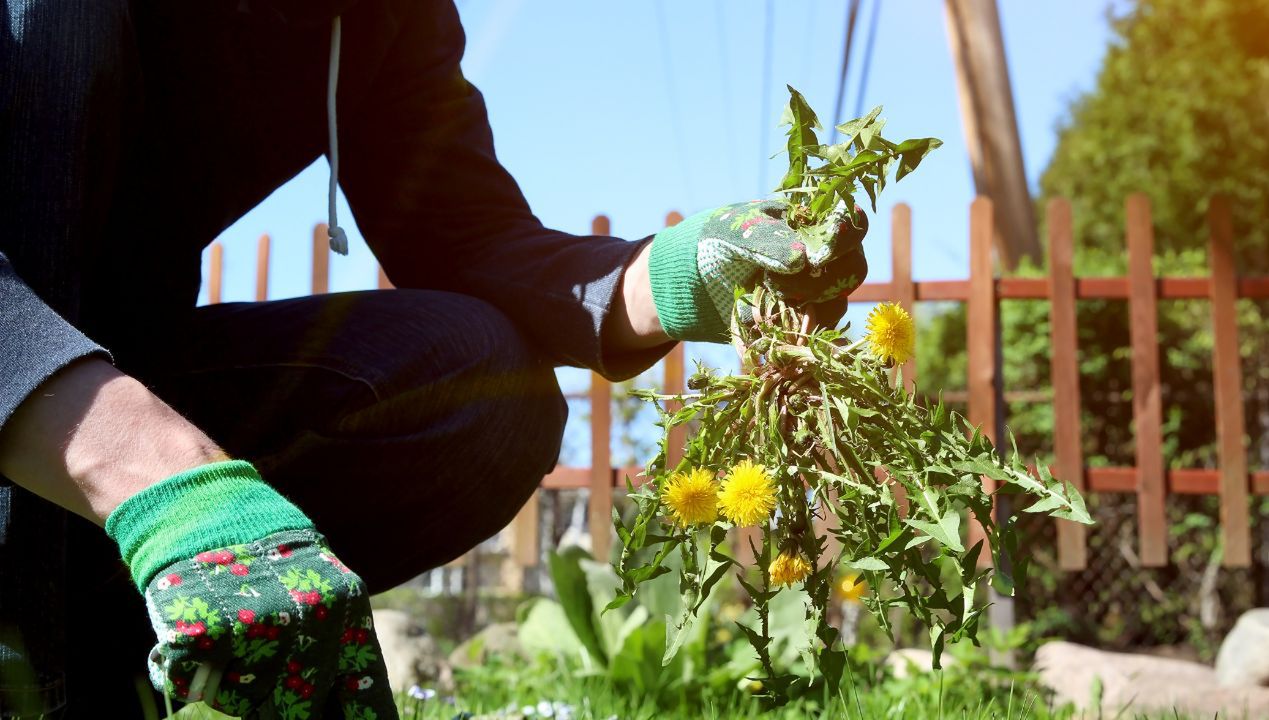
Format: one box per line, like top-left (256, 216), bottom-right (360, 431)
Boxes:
top-left (1047, 198), bottom-right (1088, 571)
top-left (1126, 194), bottom-right (1167, 567)
top-left (943, 0), bottom-right (1040, 268)
top-left (1208, 196), bottom-right (1251, 567)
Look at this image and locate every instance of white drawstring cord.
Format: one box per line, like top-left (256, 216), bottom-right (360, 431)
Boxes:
top-left (326, 16), bottom-right (349, 255)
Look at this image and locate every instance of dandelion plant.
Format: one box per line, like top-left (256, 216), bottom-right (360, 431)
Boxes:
top-left (609, 87), bottom-right (1093, 701)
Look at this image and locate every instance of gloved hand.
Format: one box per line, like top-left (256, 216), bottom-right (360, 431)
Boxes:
top-left (105, 461), bottom-right (398, 720)
top-left (647, 199), bottom-right (868, 342)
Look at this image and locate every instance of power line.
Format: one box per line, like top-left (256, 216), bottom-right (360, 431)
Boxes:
top-left (799, 0), bottom-right (819, 85)
top-left (829, 0), bottom-right (863, 143)
top-left (757, 0), bottom-right (775, 194)
top-left (714, 0), bottom-right (740, 198)
top-left (853, 0), bottom-right (882, 118)
top-left (654, 0), bottom-right (697, 205)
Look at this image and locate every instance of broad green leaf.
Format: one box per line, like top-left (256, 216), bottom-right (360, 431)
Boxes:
top-left (843, 556), bottom-right (888, 571)
top-left (894, 137), bottom-right (943, 181)
top-left (547, 548), bottom-right (608, 666)
top-left (833, 105), bottom-right (882, 147)
top-left (904, 509), bottom-right (964, 552)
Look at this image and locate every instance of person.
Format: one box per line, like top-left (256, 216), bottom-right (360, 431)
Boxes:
top-left (0, 1), bottom-right (868, 717)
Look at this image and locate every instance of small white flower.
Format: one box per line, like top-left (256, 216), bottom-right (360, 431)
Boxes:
top-left (266, 548), bottom-right (283, 561)
top-left (537, 700), bottom-right (553, 717)
top-left (277, 611), bottom-right (291, 626)
top-left (156, 578), bottom-right (172, 591)
top-left (407, 685), bottom-right (436, 701)
top-left (164, 630), bottom-right (179, 643)
top-left (521, 705), bottom-right (537, 717)
top-left (357, 676), bottom-right (373, 690)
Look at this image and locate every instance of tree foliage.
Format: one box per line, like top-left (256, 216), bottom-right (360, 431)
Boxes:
top-left (913, 0), bottom-right (1269, 652)
top-left (920, 0), bottom-right (1269, 471)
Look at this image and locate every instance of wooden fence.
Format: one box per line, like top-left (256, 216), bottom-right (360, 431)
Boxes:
top-left (205, 194), bottom-right (1268, 580)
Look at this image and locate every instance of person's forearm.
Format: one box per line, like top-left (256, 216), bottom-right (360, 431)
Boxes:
top-left (0, 357), bottom-right (227, 525)
top-left (606, 240), bottom-right (671, 354)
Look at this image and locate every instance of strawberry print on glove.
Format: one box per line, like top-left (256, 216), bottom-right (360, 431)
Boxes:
top-left (144, 529), bottom-right (397, 719)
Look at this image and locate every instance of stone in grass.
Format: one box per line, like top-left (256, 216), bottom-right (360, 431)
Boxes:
top-left (884, 648), bottom-right (958, 680)
top-left (1216, 608), bottom-right (1269, 688)
top-left (371, 608), bottom-right (453, 695)
top-left (448, 621), bottom-right (527, 669)
top-left (1036, 640), bottom-right (1269, 716)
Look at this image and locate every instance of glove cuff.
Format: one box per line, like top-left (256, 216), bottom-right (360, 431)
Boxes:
top-left (105, 460), bottom-right (314, 589)
top-left (648, 212), bottom-right (730, 342)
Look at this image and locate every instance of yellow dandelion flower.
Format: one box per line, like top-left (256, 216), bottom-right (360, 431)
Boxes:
top-left (718, 460), bottom-right (777, 527)
top-left (769, 551), bottom-right (812, 587)
top-left (865, 302), bottom-right (915, 365)
top-left (661, 468), bottom-right (719, 526)
top-left (834, 573), bottom-right (868, 604)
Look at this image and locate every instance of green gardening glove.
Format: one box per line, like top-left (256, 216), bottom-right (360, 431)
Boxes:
top-left (648, 199), bottom-right (868, 342)
top-left (105, 461), bottom-right (398, 720)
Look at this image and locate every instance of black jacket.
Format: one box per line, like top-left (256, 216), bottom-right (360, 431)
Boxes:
top-left (0, 0), bottom-right (665, 431)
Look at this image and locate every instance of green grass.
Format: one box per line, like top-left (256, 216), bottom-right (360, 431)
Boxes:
top-left (157, 649), bottom-right (1254, 720)
top-left (388, 665), bottom-right (1249, 720)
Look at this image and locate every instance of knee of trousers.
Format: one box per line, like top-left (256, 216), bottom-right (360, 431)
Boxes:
top-left (296, 290), bottom-right (568, 588)
top-left (331, 289), bottom-right (569, 467)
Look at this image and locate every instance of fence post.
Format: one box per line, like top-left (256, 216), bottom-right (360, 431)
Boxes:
top-left (1047, 198), bottom-right (1088, 571)
top-left (312, 224), bottom-right (330, 295)
top-left (968, 196), bottom-right (1015, 662)
top-left (589, 215), bottom-right (614, 561)
top-left (1126, 194), bottom-right (1167, 567)
top-left (1208, 196), bottom-right (1251, 567)
top-left (966, 197), bottom-right (999, 565)
top-left (256, 234), bottom-right (271, 301)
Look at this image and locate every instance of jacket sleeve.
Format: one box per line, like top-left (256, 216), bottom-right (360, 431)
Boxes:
top-left (338, 0), bottom-right (672, 381)
top-left (0, 253), bottom-right (111, 430)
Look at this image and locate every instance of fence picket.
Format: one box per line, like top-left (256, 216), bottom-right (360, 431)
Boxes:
top-left (589, 215), bottom-right (614, 561)
top-left (254, 234), bottom-right (271, 301)
top-left (1047, 198), bottom-right (1088, 571)
top-left (663, 212), bottom-right (688, 471)
top-left (1208, 196), bottom-right (1251, 567)
top-left (891, 203), bottom-right (917, 393)
top-left (312, 224), bottom-right (330, 295)
top-left (966, 197), bottom-right (998, 566)
top-left (1126, 194), bottom-right (1167, 567)
top-left (510, 491), bottom-right (540, 567)
top-left (209, 243), bottom-right (224, 305)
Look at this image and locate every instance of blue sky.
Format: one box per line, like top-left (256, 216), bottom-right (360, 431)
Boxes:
top-left (206, 1), bottom-right (1125, 463)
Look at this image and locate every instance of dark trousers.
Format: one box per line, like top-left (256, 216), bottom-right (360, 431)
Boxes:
top-left (52, 291), bottom-right (568, 717)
